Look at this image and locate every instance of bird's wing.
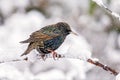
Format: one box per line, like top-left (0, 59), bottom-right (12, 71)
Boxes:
top-left (31, 30), bottom-right (59, 40)
top-left (20, 31), bottom-right (59, 43)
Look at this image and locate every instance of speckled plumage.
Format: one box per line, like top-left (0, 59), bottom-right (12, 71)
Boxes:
top-left (20, 22), bottom-right (72, 57)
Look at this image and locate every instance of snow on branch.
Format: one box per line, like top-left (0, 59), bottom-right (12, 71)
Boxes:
top-left (92, 0), bottom-right (120, 21)
top-left (0, 54), bottom-right (118, 76)
top-left (116, 73), bottom-right (120, 80)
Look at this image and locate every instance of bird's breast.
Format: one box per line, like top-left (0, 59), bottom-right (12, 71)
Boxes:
top-left (37, 35), bottom-right (66, 54)
top-left (45, 36), bottom-right (64, 49)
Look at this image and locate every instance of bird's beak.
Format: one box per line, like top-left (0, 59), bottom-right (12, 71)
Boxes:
top-left (70, 31), bottom-right (78, 36)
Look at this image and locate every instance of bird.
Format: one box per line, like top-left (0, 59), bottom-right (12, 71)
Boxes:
top-left (20, 22), bottom-right (77, 60)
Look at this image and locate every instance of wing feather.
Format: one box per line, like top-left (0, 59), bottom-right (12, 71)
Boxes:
top-left (20, 31), bottom-right (59, 43)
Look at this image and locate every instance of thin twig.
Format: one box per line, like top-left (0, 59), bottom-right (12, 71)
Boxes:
top-left (87, 59), bottom-right (119, 76)
top-left (0, 57), bottom-right (28, 63)
top-left (92, 0), bottom-right (120, 21)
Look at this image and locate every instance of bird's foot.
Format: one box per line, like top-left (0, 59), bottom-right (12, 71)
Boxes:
top-left (53, 53), bottom-right (61, 60)
top-left (37, 54), bottom-right (47, 61)
top-left (47, 49), bottom-right (61, 60)
top-left (41, 54), bottom-right (47, 61)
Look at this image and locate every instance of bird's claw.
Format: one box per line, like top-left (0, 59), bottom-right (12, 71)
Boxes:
top-left (41, 55), bottom-right (47, 61)
top-left (47, 49), bottom-right (61, 60)
top-left (36, 54), bottom-right (47, 61)
top-left (52, 52), bottom-right (61, 60)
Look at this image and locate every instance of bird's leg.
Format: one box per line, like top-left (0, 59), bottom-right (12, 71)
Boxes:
top-left (37, 54), bottom-right (46, 61)
top-left (41, 54), bottom-right (47, 61)
top-left (47, 49), bottom-right (61, 60)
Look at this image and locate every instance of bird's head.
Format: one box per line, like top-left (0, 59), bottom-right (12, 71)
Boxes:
top-left (56, 22), bottom-right (77, 35)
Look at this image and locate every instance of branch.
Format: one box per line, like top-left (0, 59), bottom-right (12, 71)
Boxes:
top-left (92, 0), bottom-right (120, 21)
top-left (87, 59), bottom-right (118, 76)
top-left (0, 57), bottom-right (28, 63)
top-left (0, 54), bottom-right (118, 76)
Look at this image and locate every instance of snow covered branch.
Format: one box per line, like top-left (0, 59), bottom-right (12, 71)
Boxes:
top-left (92, 0), bottom-right (120, 21)
top-left (0, 54), bottom-right (118, 76)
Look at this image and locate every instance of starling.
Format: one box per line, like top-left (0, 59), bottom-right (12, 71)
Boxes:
top-left (20, 22), bottom-right (76, 59)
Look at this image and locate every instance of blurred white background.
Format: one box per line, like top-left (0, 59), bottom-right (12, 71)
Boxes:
top-left (0, 0), bottom-right (120, 80)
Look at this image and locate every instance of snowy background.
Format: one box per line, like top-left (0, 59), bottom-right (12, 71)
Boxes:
top-left (0, 0), bottom-right (120, 80)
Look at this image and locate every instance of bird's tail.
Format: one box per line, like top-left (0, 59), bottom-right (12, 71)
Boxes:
top-left (21, 43), bottom-right (35, 56)
top-left (20, 38), bottom-right (31, 43)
